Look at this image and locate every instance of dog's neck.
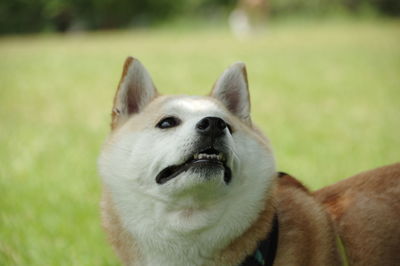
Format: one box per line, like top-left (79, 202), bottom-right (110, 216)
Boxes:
top-left (102, 181), bottom-right (277, 266)
top-left (144, 196), bottom-right (276, 266)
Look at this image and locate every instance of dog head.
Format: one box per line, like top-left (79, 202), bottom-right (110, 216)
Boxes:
top-left (98, 57), bottom-right (276, 234)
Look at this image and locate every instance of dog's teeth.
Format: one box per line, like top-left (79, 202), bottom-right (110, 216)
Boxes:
top-left (195, 152), bottom-right (225, 161)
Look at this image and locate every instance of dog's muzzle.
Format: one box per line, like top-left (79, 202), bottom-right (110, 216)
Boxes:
top-left (155, 147), bottom-right (232, 185)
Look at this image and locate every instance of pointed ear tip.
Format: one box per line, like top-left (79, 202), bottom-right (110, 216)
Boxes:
top-left (123, 57), bottom-right (147, 72)
top-left (232, 61), bottom-right (246, 70)
top-left (229, 62), bottom-right (247, 77)
top-left (124, 56), bottom-right (134, 64)
top-left (122, 56), bottom-right (134, 70)
top-left (124, 56), bottom-right (145, 65)
top-left (230, 62), bottom-right (248, 81)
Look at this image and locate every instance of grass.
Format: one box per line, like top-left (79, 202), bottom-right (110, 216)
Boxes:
top-left (1, 19), bottom-right (399, 265)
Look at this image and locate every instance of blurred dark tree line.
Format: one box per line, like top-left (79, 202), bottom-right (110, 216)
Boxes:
top-left (0, 0), bottom-right (398, 34)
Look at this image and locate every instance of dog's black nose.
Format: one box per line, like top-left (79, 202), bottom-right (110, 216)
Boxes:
top-left (196, 117), bottom-right (227, 138)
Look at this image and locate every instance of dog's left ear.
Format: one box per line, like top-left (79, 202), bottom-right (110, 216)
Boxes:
top-left (211, 62), bottom-right (251, 125)
top-left (111, 57), bottom-right (158, 128)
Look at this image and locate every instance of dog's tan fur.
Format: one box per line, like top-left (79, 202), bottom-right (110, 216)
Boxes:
top-left (315, 162), bottom-right (400, 266)
top-left (101, 188), bottom-right (140, 264)
top-left (101, 58), bottom-right (400, 265)
top-left (274, 174), bottom-right (342, 265)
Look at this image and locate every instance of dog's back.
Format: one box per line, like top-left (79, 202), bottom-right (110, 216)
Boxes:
top-left (314, 163), bottom-right (400, 266)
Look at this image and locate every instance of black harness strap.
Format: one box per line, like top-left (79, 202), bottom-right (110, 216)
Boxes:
top-left (240, 214), bottom-right (279, 266)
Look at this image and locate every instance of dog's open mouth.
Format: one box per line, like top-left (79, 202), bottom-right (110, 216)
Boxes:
top-left (156, 147), bottom-right (232, 185)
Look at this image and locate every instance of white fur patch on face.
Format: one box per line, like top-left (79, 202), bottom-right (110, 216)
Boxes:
top-left (172, 97), bottom-right (220, 112)
top-left (98, 95), bottom-right (276, 266)
top-left (163, 97), bottom-right (226, 122)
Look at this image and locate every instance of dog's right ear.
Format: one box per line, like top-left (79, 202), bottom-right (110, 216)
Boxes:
top-left (111, 57), bottom-right (158, 128)
top-left (211, 62), bottom-right (251, 125)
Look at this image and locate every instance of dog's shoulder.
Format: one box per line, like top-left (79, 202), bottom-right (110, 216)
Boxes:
top-left (277, 172), bottom-right (310, 193)
top-left (274, 172), bottom-right (341, 265)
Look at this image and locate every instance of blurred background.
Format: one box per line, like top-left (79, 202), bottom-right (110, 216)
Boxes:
top-left (0, 0), bottom-right (399, 34)
top-left (0, 0), bottom-right (399, 265)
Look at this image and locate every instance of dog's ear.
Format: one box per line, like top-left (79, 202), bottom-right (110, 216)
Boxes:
top-left (211, 62), bottom-right (251, 125)
top-left (111, 57), bottom-right (158, 128)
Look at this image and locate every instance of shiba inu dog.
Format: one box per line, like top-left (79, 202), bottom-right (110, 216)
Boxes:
top-left (98, 57), bottom-right (400, 266)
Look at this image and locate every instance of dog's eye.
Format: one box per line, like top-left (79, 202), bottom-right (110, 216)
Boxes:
top-left (156, 117), bottom-right (181, 129)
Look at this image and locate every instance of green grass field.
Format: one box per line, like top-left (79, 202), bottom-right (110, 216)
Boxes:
top-left (1, 19), bottom-right (399, 265)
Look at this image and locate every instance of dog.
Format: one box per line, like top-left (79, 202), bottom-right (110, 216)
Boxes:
top-left (98, 57), bottom-right (400, 266)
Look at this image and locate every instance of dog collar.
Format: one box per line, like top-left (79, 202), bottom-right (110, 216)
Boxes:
top-left (240, 214), bottom-right (279, 266)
